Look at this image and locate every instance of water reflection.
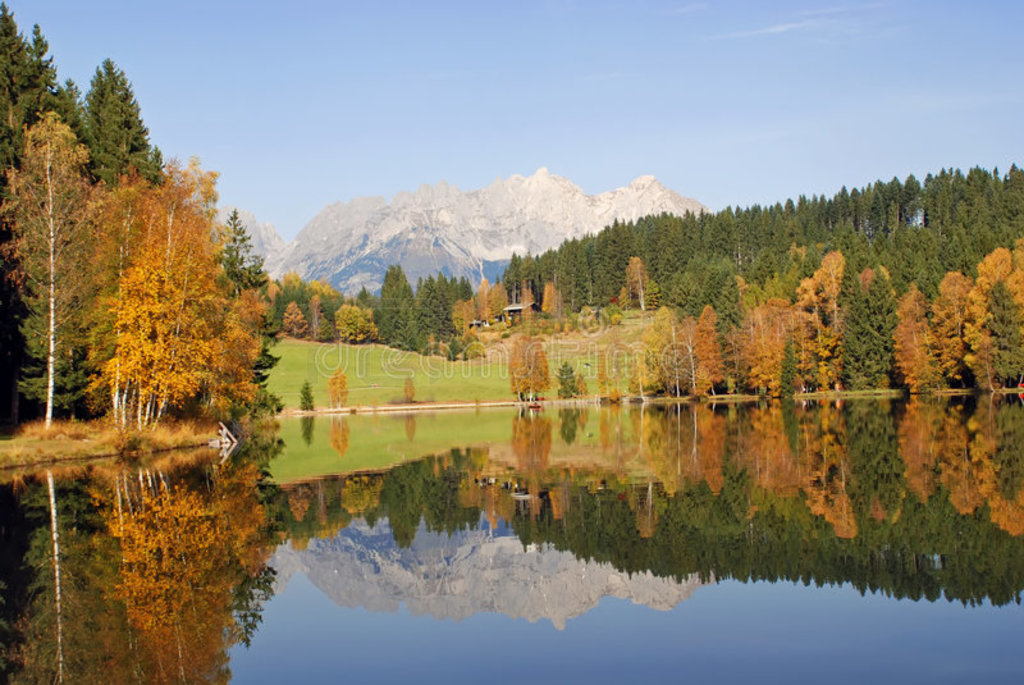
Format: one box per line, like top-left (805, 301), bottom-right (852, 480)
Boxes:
top-left (0, 439), bottom-right (280, 683)
top-left (3, 398), bottom-right (1024, 680)
top-left (273, 398), bottom-right (1024, 609)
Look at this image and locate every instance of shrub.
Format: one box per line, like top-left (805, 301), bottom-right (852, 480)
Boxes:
top-left (299, 381), bottom-right (314, 411)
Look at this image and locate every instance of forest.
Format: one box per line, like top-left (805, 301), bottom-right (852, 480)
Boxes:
top-left (0, 5), bottom-right (273, 427)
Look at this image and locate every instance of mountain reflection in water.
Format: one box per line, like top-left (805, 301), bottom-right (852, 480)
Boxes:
top-left (3, 398), bottom-right (1024, 682)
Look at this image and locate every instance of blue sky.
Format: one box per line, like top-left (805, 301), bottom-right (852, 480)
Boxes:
top-left (12, 1), bottom-right (1024, 241)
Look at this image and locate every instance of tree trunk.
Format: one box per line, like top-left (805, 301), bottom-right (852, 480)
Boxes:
top-left (45, 150), bottom-right (57, 428)
top-left (47, 471), bottom-right (65, 682)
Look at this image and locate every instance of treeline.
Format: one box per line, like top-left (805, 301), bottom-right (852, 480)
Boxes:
top-left (269, 264), bottom-right (507, 356)
top-left (498, 165), bottom-right (1024, 396)
top-left (504, 166), bottom-right (1024, 312)
top-left (0, 5), bottom-right (271, 426)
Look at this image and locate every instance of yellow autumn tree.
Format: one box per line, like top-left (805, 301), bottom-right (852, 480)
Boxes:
top-left (101, 161), bottom-right (258, 427)
top-left (541, 281), bottom-right (563, 319)
top-left (965, 249), bottom-right (1013, 390)
top-left (894, 284), bottom-right (938, 393)
top-left (334, 304), bottom-right (377, 343)
top-left (795, 251), bottom-right (845, 390)
top-left (930, 271), bottom-right (974, 387)
top-left (625, 256), bottom-right (649, 311)
top-left (509, 336), bottom-right (549, 401)
top-left (327, 368), bottom-right (348, 408)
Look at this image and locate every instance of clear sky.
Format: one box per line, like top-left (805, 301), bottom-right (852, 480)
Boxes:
top-left (11, 1), bottom-right (1024, 241)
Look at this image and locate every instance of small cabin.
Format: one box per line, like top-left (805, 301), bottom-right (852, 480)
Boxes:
top-left (500, 302), bottom-right (540, 324)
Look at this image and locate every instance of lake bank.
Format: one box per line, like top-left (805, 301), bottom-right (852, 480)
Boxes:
top-left (0, 419), bottom-right (223, 475)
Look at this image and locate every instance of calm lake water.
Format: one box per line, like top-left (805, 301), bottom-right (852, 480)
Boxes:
top-left (3, 398), bottom-right (1024, 682)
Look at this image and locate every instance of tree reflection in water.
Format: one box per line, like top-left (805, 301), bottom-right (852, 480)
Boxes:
top-left (273, 397), bottom-right (1024, 609)
top-left (5, 398), bottom-right (1024, 680)
top-left (0, 434), bottom-right (279, 683)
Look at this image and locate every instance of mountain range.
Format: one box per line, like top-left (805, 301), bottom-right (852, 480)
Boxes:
top-left (224, 168), bottom-right (706, 294)
top-left (272, 517), bottom-right (706, 630)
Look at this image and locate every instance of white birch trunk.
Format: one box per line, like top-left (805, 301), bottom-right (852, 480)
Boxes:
top-left (45, 150), bottom-right (57, 429)
top-left (47, 471), bottom-right (65, 682)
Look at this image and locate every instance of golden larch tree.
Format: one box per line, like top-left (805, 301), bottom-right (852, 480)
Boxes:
top-left (893, 284), bottom-right (938, 393)
top-left (694, 305), bottom-right (724, 395)
top-left (625, 256), bottom-right (649, 311)
top-left (930, 271), bottom-right (974, 387)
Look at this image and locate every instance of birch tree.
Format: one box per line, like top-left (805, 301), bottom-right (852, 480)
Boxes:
top-left (3, 113), bottom-right (93, 427)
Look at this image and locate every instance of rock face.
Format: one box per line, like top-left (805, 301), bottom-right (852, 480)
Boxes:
top-left (271, 517), bottom-right (707, 630)
top-left (216, 207), bottom-right (287, 274)
top-left (268, 168), bottom-right (706, 294)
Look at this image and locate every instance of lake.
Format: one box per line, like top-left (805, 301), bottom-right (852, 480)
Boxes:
top-left (2, 398), bottom-right (1024, 682)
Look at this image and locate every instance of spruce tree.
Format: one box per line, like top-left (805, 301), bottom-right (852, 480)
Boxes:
top-left (378, 265), bottom-right (417, 349)
top-left (221, 209), bottom-right (267, 296)
top-left (988, 281), bottom-right (1024, 387)
top-left (557, 362), bottom-right (578, 398)
top-left (842, 269), bottom-right (897, 390)
top-left (84, 59), bottom-right (161, 185)
top-left (219, 209), bottom-right (279, 408)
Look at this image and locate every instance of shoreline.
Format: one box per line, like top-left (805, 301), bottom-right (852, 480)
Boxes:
top-left (276, 386), bottom-right (1006, 418)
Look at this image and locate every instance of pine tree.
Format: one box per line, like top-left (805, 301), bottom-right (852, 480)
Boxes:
top-left (378, 265), bottom-right (416, 348)
top-left (988, 280), bottom-right (1024, 386)
top-left (220, 209), bottom-right (266, 296)
top-left (218, 209), bottom-right (278, 404)
top-left (842, 268), bottom-right (897, 390)
top-left (299, 381), bottom-right (314, 411)
top-left (84, 59), bottom-right (161, 185)
top-left (556, 361), bottom-right (577, 398)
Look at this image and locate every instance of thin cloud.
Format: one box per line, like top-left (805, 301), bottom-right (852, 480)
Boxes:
top-left (797, 3), bottom-right (885, 18)
top-left (713, 19), bottom-right (820, 40)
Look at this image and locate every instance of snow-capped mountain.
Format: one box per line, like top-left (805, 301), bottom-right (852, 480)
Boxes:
top-left (271, 517), bottom-right (707, 630)
top-left (268, 168), bottom-right (706, 294)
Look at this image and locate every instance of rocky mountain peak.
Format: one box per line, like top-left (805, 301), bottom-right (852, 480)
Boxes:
top-left (250, 169), bottom-right (706, 293)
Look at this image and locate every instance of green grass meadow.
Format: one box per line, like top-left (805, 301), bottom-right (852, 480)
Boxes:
top-left (267, 340), bottom-right (514, 409)
top-left (266, 313), bottom-right (651, 410)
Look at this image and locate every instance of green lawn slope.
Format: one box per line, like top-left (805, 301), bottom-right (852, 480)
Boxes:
top-left (266, 312), bottom-right (652, 410)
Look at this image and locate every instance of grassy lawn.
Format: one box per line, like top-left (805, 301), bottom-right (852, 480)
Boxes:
top-left (267, 311), bottom-right (653, 410)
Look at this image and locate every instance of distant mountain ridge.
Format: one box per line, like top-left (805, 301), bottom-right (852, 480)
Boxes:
top-left (237, 168), bottom-right (706, 294)
top-left (271, 517), bottom-right (706, 630)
